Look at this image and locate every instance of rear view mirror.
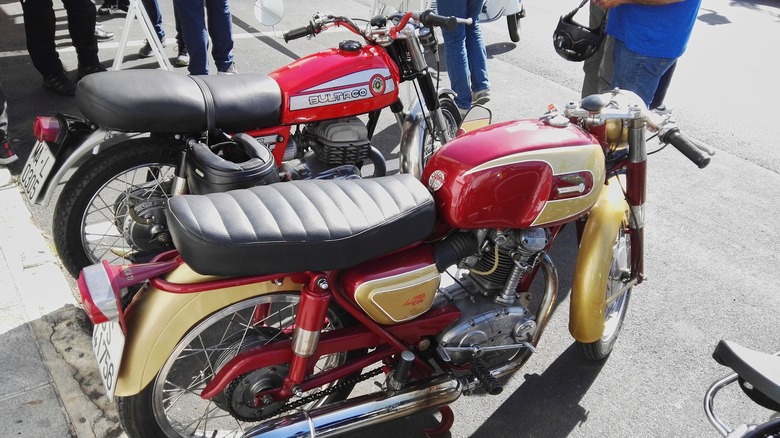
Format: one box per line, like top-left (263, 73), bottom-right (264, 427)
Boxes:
top-left (254, 0), bottom-right (284, 26)
top-left (458, 104), bottom-right (492, 135)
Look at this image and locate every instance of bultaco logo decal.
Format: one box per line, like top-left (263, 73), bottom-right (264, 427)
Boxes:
top-left (289, 68), bottom-right (395, 111)
top-left (370, 74), bottom-right (386, 96)
top-left (428, 170), bottom-right (445, 191)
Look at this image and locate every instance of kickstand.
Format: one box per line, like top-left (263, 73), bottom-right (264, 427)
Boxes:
top-left (424, 405), bottom-right (455, 438)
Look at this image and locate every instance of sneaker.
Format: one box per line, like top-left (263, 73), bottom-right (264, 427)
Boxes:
top-left (95, 27), bottom-right (114, 40)
top-left (138, 37), bottom-right (168, 58)
top-left (174, 46), bottom-right (189, 67)
top-left (78, 63), bottom-right (107, 80)
top-left (217, 63), bottom-right (238, 75)
top-left (472, 89), bottom-right (491, 105)
top-left (42, 71), bottom-right (77, 96)
top-left (0, 141), bottom-right (18, 165)
top-left (97, 0), bottom-right (115, 15)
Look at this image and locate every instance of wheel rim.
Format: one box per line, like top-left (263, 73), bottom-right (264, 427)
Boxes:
top-left (602, 228), bottom-right (630, 342)
top-left (152, 294), bottom-right (349, 438)
top-left (79, 163), bottom-right (176, 265)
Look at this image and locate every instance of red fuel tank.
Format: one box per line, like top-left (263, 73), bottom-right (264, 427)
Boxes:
top-left (269, 43), bottom-right (400, 125)
top-left (423, 119), bottom-right (606, 229)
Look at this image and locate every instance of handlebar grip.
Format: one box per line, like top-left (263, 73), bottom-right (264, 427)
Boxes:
top-left (419, 10), bottom-right (460, 30)
top-left (662, 128), bottom-right (711, 169)
top-left (284, 24), bottom-right (314, 43)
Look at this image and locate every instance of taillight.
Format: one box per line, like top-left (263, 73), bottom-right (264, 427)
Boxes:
top-left (33, 116), bottom-right (62, 143)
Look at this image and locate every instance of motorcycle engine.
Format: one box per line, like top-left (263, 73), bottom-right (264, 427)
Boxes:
top-left (436, 229), bottom-right (548, 368)
top-left (281, 117), bottom-right (371, 180)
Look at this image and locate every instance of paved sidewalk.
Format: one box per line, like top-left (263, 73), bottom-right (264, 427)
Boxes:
top-left (0, 168), bottom-right (124, 437)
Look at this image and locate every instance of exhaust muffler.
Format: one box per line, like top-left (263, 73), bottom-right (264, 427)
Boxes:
top-left (241, 376), bottom-right (462, 437)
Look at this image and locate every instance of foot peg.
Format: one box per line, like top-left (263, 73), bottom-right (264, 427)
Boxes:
top-left (471, 362), bottom-right (503, 395)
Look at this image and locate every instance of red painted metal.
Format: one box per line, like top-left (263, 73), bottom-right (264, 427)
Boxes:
top-left (625, 160), bottom-right (647, 207)
top-left (422, 119), bottom-right (601, 229)
top-left (287, 275), bottom-right (331, 385)
top-left (270, 45), bottom-right (400, 125)
top-left (340, 243), bottom-right (436, 300)
top-left (200, 304), bottom-right (460, 400)
top-left (424, 405), bottom-right (455, 437)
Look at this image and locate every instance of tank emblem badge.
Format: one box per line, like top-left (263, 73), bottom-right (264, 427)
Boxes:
top-left (429, 170), bottom-right (445, 191)
top-left (403, 293), bottom-right (426, 307)
top-left (370, 74), bottom-right (386, 97)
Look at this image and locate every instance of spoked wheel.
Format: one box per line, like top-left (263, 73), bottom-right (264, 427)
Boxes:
top-left (52, 138), bottom-right (180, 277)
top-left (422, 96), bottom-right (462, 168)
top-left (116, 293), bottom-right (364, 438)
top-left (576, 225), bottom-right (632, 361)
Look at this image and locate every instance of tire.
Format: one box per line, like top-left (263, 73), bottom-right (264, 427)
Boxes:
top-left (508, 12), bottom-right (522, 43)
top-left (422, 96), bottom-right (462, 169)
top-left (576, 224), bottom-right (632, 361)
top-left (53, 138), bottom-right (180, 278)
top-left (116, 293), bottom-right (364, 438)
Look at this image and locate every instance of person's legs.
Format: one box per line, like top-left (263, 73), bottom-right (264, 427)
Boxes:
top-left (610, 38), bottom-right (674, 108)
top-left (139, 0), bottom-right (165, 41)
top-left (173, 8), bottom-right (189, 67)
top-left (173, 0), bottom-right (208, 74)
top-left (62, 0), bottom-right (101, 68)
top-left (0, 83), bottom-right (17, 165)
top-left (650, 60), bottom-right (676, 110)
top-left (437, 0), bottom-right (470, 111)
top-left (581, 3), bottom-right (606, 97)
top-left (205, 0), bottom-right (234, 72)
top-left (20, 0), bottom-right (63, 77)
top-left (464, 0), bottom-right (488, 95)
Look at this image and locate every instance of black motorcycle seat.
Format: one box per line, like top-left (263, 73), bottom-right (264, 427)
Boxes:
top-left (713, 340), bottom-right (780, 406)
top-left (166, 174), bottom-right (436, 277)
top-left (76, 70), bottom-right (282, 133)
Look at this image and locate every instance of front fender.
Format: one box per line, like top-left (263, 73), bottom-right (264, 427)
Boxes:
top-left (569, 176), bottom-right (629, 343)
top-left (114, 264), bottom-right (302, 397)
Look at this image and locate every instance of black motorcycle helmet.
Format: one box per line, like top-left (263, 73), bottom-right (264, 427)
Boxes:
top-left (552, 7), bottom-right (604, 62)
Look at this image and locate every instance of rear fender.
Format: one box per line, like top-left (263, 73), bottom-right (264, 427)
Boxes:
top-left (569, 176), bottom-right (629, 343)
top-left (38, 129), bottom-right (143, 205)
top-left (114, 264), bottom-right (302, 397)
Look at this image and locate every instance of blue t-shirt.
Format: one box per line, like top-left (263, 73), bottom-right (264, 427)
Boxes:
top-left (606, 0), bottom-right (702, 59)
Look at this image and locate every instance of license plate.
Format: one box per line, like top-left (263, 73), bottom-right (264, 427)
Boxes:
top-left (20, 141), bottom-right (56, 202)
top-left (92, 321), bottom-right (125, 401)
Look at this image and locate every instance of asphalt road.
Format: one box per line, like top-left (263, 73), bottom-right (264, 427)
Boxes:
top-left (1, 0), bottom-right (778, 436)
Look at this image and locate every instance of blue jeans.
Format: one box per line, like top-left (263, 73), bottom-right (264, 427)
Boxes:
top-left (611, 38), bottom-right (675, 108)
top-left (140, 0), bottom-right (164, 41)
top-left (172, 0), bottom-right (234, 74)
top-left (437, 0), bottom-right (489, 111)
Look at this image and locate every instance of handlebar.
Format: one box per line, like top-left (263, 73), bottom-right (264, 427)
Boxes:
top-left (283, 10), bottom-right (471, 43)
top-left (283, 23), bottom-right (316, 42)
top-left (660, 127), bottom-right (711, 169)
top-left (418, 10), bottom-right (472, 31)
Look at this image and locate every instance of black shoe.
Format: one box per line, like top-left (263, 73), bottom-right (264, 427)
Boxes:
top-left (97, 0), bottom-right (116, 14)
top-left (42, 71), bottom-right (77, 96)
top-left (78, 63), bottom-right (107, 80)
top-left (95, 27), bottom-right (114, 40)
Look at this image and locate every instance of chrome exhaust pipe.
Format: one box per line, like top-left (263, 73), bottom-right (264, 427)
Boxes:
top-left (241, 376), bottom-right (462, 438)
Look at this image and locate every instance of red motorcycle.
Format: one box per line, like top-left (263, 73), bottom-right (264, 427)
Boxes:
top-left (79, 87), bottom-right (710, 437)
top-left (19, 10), bottom-right (465, 278)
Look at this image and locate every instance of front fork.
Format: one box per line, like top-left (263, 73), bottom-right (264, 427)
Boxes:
top-left (625, 112), bottom-right (647, 284)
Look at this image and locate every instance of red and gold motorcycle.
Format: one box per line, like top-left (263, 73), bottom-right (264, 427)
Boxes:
top-left (79, 87), bottom-right (710, 437)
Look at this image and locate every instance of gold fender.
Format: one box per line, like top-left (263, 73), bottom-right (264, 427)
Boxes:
top-left (569, 176), bottom-right (629, 343)
top-left (114, 263), bottom-right (301, 397)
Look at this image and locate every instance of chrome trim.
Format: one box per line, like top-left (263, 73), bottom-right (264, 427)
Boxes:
top-left (490, 253), bottom-right (557, 380)
top-left (292, 327), bottom-right (320, 357)
top-left (704, 372), bottom-right (738, 436)
top-left (241, 376), bottom-right (461, 438)
top-left (398, 99), bottom-right (427, 180)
